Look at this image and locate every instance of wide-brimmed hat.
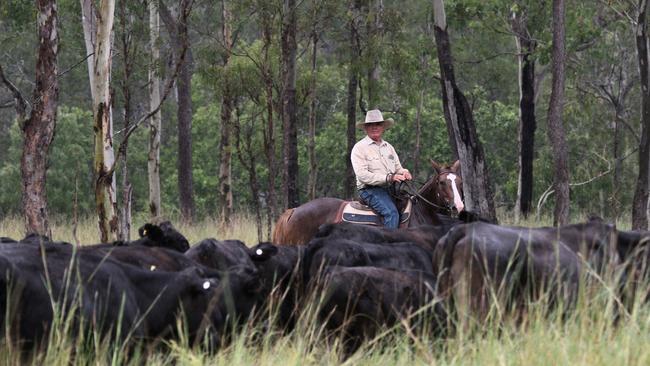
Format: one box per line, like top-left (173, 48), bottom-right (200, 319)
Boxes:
top-left (356, 109), bottom-right (394, 129)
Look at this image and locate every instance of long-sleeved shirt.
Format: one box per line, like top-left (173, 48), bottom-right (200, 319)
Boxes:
top-left (351, 135), bottom-right (406, 189)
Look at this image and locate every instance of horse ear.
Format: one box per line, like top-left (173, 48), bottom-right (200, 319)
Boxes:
top-left (430, 159), bottom-right (441, 174)
top-left (451, 160), bottom-right (461, 173)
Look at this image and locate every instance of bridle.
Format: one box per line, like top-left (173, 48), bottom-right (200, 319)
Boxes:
top-left (398, 178), bottom-right (457, 216)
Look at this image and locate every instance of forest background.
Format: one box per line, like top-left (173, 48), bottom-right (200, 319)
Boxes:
top-left (0, 0), bottom-right (645, 241)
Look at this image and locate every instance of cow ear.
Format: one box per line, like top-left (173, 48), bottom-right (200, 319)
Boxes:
top-left (249, 242), bottom-right (279, 262)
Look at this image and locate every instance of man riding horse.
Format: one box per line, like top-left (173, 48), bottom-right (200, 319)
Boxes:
top-left (351, 109), bottom-right (413, 229)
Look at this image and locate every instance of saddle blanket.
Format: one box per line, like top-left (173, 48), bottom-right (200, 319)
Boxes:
top-left (339, 199), bottom-right (411, 226)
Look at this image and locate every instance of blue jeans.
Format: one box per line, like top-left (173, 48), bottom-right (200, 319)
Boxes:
top-left (359, 186), bottom-right (399, 229)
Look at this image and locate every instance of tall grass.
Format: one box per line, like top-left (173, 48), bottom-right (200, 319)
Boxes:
top-left (0, 215), bottom-right (649, 365)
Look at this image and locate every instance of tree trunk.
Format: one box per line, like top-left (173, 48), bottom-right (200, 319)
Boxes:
top-left (634, 0), bottom-right (650, 230)
top-left (431, 0), bottom-right (496, 221)
top-left (345, 1), bottom-right (360, 199)
top-left (511, 9), bottom-right (537, 222)
top-left (234, 108), bottom-right (264, 242)
top-left (117, 0), bottom-right (133, 241)
top-left (281, 0), bottom-right (299, 209)
top-left (546, 0), bottom-right (570, 226)
top-left (148, 0), bottom-right (162, 219)
top-left (260, 4), bottom-right (277, 239)
top-left (20, 0), bottom-right (59, 238)
top-left (307, 30), bottom-right (318, 201)
top-left (160, 0), bottom-right (195, 223)
top-left (414, 50), bottom-right (427, 178)
top-left (413, 88), bottom-right (424, 178)
top-left (80, 0), bottom-right (96, 98)
top-left (218, 0), bottom-right (233, 227)
top-left (84, 0), bottom-right (118, 242)
top-left (365, 0), bottom-right (383, 109)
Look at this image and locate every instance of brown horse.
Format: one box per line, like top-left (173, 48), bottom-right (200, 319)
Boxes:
top-left (272, 160), bottom-right (464, 245)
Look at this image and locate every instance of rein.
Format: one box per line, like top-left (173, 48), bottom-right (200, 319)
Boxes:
top-left (400, 180), bottom-right (452, 213)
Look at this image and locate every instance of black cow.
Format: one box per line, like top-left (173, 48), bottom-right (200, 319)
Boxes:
top-left (184, 239), bottom-right (304, 330)
top-left (316, 266), bottom-right (447, 355)
top-left (80, 245), bottom-right (205, 272)
top-left (303, 237), bottom-right (435, 284)
top-left (4, 223), bottom-right (194, 273)
top-left (432, 220), bottom-right (620, 321)
top-left (314, 222), bottom-right (450, 252)
top-left (613, 229), bottom-right (650, 304)
top-left (246, 242), bottom-right (305, 330)
top-left (185, 238), bottom-right (255, 271)
top-left (131, 221), bottom-right (190, 252)
top-left (0, 242), bottom-right (223, 346)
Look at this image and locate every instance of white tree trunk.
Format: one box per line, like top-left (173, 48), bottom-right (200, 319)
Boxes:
top-left (80, 0), bottom-right (96, 99)
top-left (148, 0), bottom-right (162, 219)
top-left (83, 0), bottom-right (117, 242)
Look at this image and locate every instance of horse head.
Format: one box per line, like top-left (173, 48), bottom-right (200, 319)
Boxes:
top-left (426, 159), bottom-right (464, 214)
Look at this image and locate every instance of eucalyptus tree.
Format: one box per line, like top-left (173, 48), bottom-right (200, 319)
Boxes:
top-left (218, 0), bottom-right (235, 226)
top-left (160, 0), bottom-right (196, 223)
top-left (633, 0), bottom-right (650, 229)
top-left (281, 0), bottom-right (299, 209)
top-left (0, 0), bottom-right (59, 237)
top-left (148, 0), bottom-right (163, 219)
top-left (80, 0), bottom-right (119, 242)
top-left (431, 0), bottom-right (497, 221)
top-left (546, 0), bottom-right (569, 226)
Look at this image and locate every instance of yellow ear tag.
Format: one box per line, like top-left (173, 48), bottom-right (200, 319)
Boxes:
top-left (150, 265), bottom-right (156, 271)
top-left (143, 229), bottom-right (148, 236)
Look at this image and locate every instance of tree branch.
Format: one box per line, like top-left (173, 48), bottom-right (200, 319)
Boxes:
top-left (0, 63), bottom-right (29, 123)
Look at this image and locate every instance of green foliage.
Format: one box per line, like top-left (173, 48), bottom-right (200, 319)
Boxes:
top-left (0, 0), bottom-right (644, 223)
top-left (46, 107), bottom-right (95, 215)
top-left (0, 107), bottom-right (95, 217)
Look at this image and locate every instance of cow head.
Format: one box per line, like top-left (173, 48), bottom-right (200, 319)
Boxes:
top-left (248, 242), bottom-right (279, 262)
top-left (137, 221), bottom-right (190, 252)
top-left (185, 239), bottom-right (251, 271)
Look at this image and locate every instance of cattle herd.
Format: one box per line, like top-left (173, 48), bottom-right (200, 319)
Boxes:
top-left (1, 214), bottom-right (650, 355)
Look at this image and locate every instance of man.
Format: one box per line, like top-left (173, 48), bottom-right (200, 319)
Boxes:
top-left (351, 109), bottom-right (412, 229)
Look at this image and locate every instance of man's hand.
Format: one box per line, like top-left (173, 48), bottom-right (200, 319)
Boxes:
top-left (392, 171), bottom-right (412, 182)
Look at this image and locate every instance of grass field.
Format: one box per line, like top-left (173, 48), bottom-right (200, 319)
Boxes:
top-left (0, 214), bottom-right (648, 365)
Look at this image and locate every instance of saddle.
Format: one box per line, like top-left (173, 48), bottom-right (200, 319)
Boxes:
top-left (336, 198), bottom-right (412, 228)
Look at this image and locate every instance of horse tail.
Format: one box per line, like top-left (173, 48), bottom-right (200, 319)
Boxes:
top-left (272, 208), bottom-right (296, 244)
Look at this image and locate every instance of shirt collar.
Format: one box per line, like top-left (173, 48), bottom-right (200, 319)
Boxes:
top-left (363, 135), bottom-right (385, 146)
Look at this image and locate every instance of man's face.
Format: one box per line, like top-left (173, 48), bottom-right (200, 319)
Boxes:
top-left (364, 122), bottom-right (385, 141)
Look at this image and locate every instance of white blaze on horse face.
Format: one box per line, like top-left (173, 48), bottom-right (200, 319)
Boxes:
top-left (447, 173), bottom-right (464, 212)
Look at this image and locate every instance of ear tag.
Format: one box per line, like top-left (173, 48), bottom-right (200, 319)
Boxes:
top-left (256, 249), bottom-right (263, 256)
top-left (202, 281), bottom-right (211, 290)
top-left (150, 265), bottom-right (157, 271)
top-left (142, 229), bottom-right (148, 236)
